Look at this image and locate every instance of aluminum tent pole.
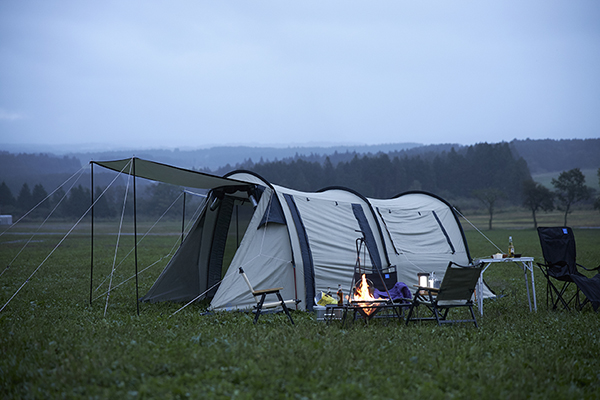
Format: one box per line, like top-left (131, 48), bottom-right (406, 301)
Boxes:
top-left (90, 162), bottom-right (94, 306)
top-left (181, 191), bottom-right (186, 246)
top-left (133, 158), bottom-right (140, 316)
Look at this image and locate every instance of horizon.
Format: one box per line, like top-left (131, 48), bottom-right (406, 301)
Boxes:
top-left (1, 137), bottom-right (595, 156)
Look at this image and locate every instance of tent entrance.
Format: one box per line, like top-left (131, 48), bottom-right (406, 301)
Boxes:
top-left (202, 188), bottom-right (260, 298)
top-left (139, 187), bottom-right (260, 304)
top-left (221, 197), bottom-right (256, 278)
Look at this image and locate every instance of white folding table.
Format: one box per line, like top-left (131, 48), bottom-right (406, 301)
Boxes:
top-left (475, 257), bottom-right (537, 316)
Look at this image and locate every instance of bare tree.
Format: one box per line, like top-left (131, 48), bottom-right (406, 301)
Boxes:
top-left (472, 188), bottom-right (506, 230)
top-left (551, 168), bottom-right (592, 226)
top-left (522, 180), bottom-right (554, 229)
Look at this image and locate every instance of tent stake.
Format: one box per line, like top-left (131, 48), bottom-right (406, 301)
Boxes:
top-left (133, 158), bottom-right (140, 316)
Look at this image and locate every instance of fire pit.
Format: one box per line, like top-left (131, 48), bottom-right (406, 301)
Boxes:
top-left (332, 232), bottom-right (411, 324)
top-left (351, 274), bottom-right (387, 318)
top-left (319, 274), bottom-right (410, 325)
top-left (347, 274), bottom-right (412, 323)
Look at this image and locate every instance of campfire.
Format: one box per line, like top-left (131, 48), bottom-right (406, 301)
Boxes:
top-left (351, 274), bottom-right (385, 316)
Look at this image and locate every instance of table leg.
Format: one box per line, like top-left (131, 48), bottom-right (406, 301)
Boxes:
top-left (522, 262), bottom-right (532, 312)
top-left (478, 263), bottom-right (492, 316)
top-left (477, 275), bottom-right (484, 316)
top-left (528, 261), bottom-right (537, 311)
top-left (341, 307), bottom-right (349, 327)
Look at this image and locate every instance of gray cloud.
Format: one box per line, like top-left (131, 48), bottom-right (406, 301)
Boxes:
top-left (0, 109), bottom-right (25, 121)
top-left (1, 1), bottom-right (599, 149)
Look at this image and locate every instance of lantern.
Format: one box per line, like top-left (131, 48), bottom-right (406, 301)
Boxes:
top-left (418, 272), bottom-right (429, 287)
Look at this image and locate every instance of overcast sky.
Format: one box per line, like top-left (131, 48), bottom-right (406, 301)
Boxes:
top-left (1, 1), bottom-right (599, 150)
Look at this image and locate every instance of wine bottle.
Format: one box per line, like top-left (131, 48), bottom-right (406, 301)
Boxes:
top-left (508, 236), bottom-right (515, 258)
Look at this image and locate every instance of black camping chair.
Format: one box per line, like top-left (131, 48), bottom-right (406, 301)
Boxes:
top-left (537, 227), bottom-right (600, 312)
top-left (405, 262), bottom-right (483, 327)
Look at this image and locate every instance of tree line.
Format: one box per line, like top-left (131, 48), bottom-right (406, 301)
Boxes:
top-left (242, 142), bottom-right (598, 229)
top-left (0, 181), bottom-right (199, 221)
top-left (1, 142), bottom-right (598, 228)
top-left (0, 182), bottom-right (114, 219)
top-left (246, 142), bottom-right (531, 203)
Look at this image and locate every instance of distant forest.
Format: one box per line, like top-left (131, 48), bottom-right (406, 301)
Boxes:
top-left (60, 138), bottom-right (599, 175)
top-left (0, 139), bottom-right (598, 219)
top-left (241, 142), bottom-right (531, 202)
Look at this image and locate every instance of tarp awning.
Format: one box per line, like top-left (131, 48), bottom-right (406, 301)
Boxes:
top-left (92, 158), bottom-right (253, 190)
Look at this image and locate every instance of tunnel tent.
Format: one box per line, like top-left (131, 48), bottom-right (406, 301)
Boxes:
top-left (93, 158), bottom-right (486, 312)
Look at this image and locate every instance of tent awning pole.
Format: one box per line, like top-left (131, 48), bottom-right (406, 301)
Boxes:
top-left (133, 158), bottom-right (140, 316)
top-left (181, 191), bottom-right (186, 246)
top-left (90, 162), bottom-right (94, 306)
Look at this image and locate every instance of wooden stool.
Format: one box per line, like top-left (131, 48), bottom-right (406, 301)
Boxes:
top-left (239, 267), bottom-right (297, 324)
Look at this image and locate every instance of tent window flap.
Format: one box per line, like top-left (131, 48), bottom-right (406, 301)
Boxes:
top-left (378, 208), bottom-right (455, 254)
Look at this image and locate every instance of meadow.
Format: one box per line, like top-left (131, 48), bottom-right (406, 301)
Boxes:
top-left (1, 211), bottom-right (599, 399)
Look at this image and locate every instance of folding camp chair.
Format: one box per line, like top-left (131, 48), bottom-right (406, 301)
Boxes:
top-left (239, 267), bottom-right (299, 324)
top-left (537, 227), bottom-right (600, 312)
top-left (405, 262), bottom-right (483, 327)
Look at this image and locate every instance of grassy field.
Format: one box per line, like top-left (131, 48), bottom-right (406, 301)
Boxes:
top-left (532, 168), bottom-right (599, 191)
top-left (1, 214), bottom-right (599, 399)
top-left (459, 207), bottom-right (600, 231)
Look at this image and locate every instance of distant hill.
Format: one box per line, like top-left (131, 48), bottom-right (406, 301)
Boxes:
top-left (65, 142), bottom-right (425, 171)
top-left (0, 151), bottom-right (83, 195)
top-left (61, 138), bottom-right (598, 175)
top-left (510, 138), bottom-right (600, 174)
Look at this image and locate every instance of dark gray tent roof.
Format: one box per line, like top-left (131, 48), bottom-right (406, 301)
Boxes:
top-left (92, 158), bottom-right (252, 190)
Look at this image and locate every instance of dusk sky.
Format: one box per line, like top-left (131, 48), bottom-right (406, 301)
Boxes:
top-left (1, 1), bottom-right (599, 151)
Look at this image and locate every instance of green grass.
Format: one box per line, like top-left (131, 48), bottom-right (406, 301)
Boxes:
top-left (1, 219), bottom-right (599, 399)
